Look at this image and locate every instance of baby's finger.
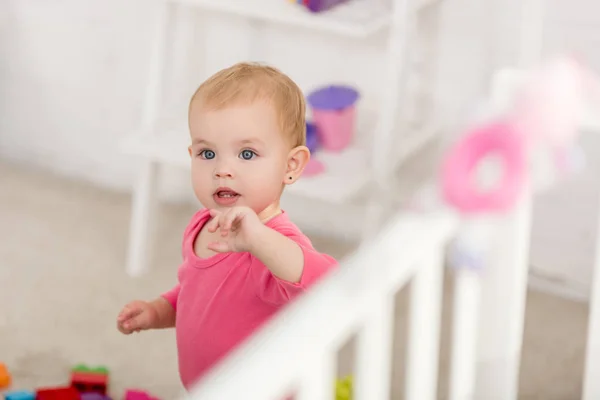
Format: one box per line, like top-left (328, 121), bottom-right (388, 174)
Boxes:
top-left (117, 320), bottom-right (134, 335)
top-left (220, 209), bottom-right (240, 234)
top-left (122, 315), bottom-right (145, 332)
top-left (206, 212), bottom-right (221, 233)
top-left (117, 305), bottom-right (140, 322)
top-left (207, 241), bottom-right (230, 253)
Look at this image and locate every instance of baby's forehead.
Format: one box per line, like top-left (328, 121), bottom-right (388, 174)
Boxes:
top-left (189, 102), bottom-right (291, 148)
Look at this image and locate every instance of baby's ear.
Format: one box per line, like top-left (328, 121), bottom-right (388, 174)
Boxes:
top-left (284, 146), bottom-right (310, 184)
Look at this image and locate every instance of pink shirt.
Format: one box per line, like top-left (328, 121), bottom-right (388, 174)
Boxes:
top-left (161, 209), bottom-right (338, 390)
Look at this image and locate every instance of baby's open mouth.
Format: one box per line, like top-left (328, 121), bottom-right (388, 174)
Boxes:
top-left (215, 189), bottom-right (239, 198)
top-left (213, 188), bottom-right (241, 205)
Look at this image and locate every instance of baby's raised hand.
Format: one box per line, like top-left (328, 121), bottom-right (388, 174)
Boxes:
top-left (206, 206), bottom-right (262, 253)
top-left (116, 300), bottom-right (158, 335)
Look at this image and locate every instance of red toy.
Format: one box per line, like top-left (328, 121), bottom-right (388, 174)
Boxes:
top-left (70, 365), bottom-right (109, 395)
top-left (36, 386), bottom-right (80, 400)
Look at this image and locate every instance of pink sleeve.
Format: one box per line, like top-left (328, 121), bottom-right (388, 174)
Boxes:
top-left (251, 229), bottom-right (338, 306)
top-left (161, 284), bottom-right (180, 311)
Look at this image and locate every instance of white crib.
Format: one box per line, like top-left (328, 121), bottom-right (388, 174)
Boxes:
top-left (177, 65), bottom-right (600, 400)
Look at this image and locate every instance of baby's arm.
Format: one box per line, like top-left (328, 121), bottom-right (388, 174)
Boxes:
top-left (249, 224), bottom-right (306, 283)
top-left (249, 226), bottom-right (337, 305)
top-left (149, 297), bottom-right (177, 328)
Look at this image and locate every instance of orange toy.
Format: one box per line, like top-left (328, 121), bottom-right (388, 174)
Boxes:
top-left (0, 362), bottom-right (11, 388)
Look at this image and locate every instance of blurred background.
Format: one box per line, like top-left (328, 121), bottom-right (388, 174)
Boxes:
top-left (1, 0), bottom-right (600, 398)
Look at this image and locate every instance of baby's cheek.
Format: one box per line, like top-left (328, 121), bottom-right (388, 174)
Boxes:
top-left (249, 173), bottom-right (283, 198)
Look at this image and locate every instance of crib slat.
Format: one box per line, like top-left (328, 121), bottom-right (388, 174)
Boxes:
top-left (449, 268), bottom-right (482, 400)
top-left (296, 349), bottom-right (337, 400)
top-left (405, 248), bottom-right (444, 400)
top-left (474, 193), bottom-right (531, 400)
top-left (582, 193), bottom-right (600, 400)
top-left (353, 292), bottom-right (395, 400)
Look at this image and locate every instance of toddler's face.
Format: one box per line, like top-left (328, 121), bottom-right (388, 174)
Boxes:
top-left (187, 101), bottom-right (291, 217)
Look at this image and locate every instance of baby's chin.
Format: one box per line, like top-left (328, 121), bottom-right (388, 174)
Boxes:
top-left (201, 196), bottom-right (246, 210)
top-left (198, 194), bottom-right (274, 215)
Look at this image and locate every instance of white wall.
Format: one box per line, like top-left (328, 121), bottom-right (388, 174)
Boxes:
top-left (0, 0), bottom-right (491, 202)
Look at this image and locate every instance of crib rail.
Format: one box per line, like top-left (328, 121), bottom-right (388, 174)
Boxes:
top-left (184, 209), bottom-right (460, 400)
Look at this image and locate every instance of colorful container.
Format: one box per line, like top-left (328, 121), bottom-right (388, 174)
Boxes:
top-left (307, 85), bottom-right (359, 152)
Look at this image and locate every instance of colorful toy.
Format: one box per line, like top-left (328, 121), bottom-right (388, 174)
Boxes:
top-left (72, 364), bottom-right (110, 375)
top-left (439, 55), bottom-right (596, 274)
top-left (0, 362), bottom-right (11, 388)
top-left (307, 85), bottom-right (359, 152)
top-left (440, 120), bottom-right (527, 215)
top-left (124, 389), bottom-right (161, 400)
top-left (36, 386), bottom-right (80, 400)
top-left (70, 364), bottom-right (109, 395)
top-left (335, 375), bottom-right (353, 400)
top-left (0, 361), bottom-right (160, 400)
top-left (3, 390), bottom-right (35, 400)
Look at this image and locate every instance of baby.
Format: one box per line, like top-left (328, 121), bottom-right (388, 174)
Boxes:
top-left (116, 62), bottom-right (338, 391)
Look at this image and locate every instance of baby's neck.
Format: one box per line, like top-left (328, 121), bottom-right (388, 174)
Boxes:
top-left (258, 202), bottom-right (282, 223)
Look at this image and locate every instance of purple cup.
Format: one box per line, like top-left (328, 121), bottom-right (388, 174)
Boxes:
top-left (307, 85), bottom-right (360, 152)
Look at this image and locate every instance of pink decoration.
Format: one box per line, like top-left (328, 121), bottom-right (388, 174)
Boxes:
top-left (440, 121), bottom-right (527, 214)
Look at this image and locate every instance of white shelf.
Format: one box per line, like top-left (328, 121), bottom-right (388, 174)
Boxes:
top-left (169, 0), bottom-right (392, 38)
top-left (119, 127), bottom-right (370, 204)
top-left (290, 146), bottom-right (370, 203)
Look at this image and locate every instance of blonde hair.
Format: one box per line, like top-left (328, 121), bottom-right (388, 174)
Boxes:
top-left (189, 62), bottom-right (306, 147)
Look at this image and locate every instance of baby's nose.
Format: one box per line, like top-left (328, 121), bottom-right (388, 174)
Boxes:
top-left (214, 166), bottom-right (234, 179)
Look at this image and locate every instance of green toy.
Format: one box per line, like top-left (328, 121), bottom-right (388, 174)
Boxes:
top-left (72, 364), bottom-right (109, 375)
top-left (335, 375), bottom-right (353, 400)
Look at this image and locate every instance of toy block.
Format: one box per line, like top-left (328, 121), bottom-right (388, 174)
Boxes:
top-left (3, 390), bottom-right (35, 400)
top-left (0, 362), bottom-right (11, 388)
top-left (70, 364), bottom-right (109, 395)
top-left (36, 386), bottom-right (80, 400)
top-left (72, 365), bottom-right (109, 375)
top-left (124, 389), bottom-right (160, 400)
top-left (335, 375), bottom-right (353, 400)
top-left (70, 371), bottom-right (108, 394)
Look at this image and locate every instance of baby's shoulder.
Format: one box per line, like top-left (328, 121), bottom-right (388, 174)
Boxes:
top-left (267, 212), bottom-right (312, 247)
top-left (182, 208), bottom-right (212, 239)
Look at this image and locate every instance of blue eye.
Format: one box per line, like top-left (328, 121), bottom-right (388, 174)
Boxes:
top-left (199, 149), bottom-right (215, 160)
top-left (240, 149), bottom-right (256, 160)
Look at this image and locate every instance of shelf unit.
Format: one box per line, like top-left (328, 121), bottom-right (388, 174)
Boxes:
top-left (120, 0), bottom-right (444, 276)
